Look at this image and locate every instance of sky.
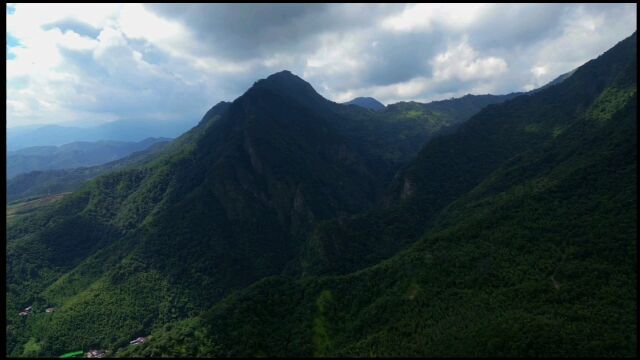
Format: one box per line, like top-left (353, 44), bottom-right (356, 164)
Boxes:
top-left (5, 3), bottom-right (637, 128)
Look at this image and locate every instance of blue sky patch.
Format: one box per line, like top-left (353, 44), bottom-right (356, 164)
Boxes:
top-left (7, 33), bottom-right (21, 60)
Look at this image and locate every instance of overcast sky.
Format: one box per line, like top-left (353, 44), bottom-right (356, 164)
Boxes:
top-left (6, 3), bottom-right (637, 128)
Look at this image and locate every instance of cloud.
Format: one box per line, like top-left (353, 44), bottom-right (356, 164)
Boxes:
top-left (382, 3), bottom-right (489, 33)
top-left (431, 40), bottom-right (508, 82)
top-left (6, 4), bottom-right (215, 127)
top-left (146, 3), bottom-right (397, 60)
top-left (6, 3), bottom-right (637, 128)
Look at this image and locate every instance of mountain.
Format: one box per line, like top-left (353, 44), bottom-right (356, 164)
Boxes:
top-left (529, 68), bottom-right (577, 94)
top-left (5, 69), bottom-right (467, 356)
top-left (7, 140), bottom-right (171, 203)
top-left (343, 97), bottom-right (385, 111)
top-left (301, 31), bottom-right (637, 277)
top-left (7, 119), bottom-right (195, 151)
top-left (8, 79), bottom-right (514, 206)
top-left (6, 71), bottom-right (413, 356)
top-left (120, 32), bottom-right (636, 357)
top-left (7, 137), bottom-right (171, 179)
top-left (333, 92), bottom-right (519, 170)
top-left (6, 31), bottom-right (636, 358)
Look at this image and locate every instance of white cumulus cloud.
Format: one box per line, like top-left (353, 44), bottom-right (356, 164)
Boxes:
top-left (5, 3), bottom-right (637, 128)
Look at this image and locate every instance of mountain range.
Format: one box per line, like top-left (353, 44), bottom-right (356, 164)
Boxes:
top-left (7, 89), bottom-right (516, 204)
top-left (7, 138), bottom-right (171, 179)
top-left (7, 119), bottom-right (194, 151)
top-left (7, 140), bottom-right (171, 203)
top-left (5, 31), bottom-right (636, 358)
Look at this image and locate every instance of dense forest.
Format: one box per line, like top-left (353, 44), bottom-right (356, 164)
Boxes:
top-left (5, 32), bottom-right (636, 358)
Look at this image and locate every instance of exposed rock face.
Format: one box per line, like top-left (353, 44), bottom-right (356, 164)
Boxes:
top-left (244, 137), bottom-right (263, 174)
top-left (401, 176), bottom-right (416, 199)
top-left (293, 186), bottom-right (305, 213)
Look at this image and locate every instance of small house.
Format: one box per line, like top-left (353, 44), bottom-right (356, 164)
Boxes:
top-left (129, 336), bottom-right (147, 345)
top-left (85, 349), bottom-right (107, 358)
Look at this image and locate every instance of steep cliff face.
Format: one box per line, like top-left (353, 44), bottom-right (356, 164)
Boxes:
top-left (400, 176), bottom-right (416, 200)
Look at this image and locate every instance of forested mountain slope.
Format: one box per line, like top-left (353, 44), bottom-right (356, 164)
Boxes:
top-left (6, 69), bottom-right (504, 357)
top-left (300, 31), bottom-right (637, 277)
top-left (119, 31), bottom-right (637, 358)
top-left (6, 31), bottom-right (635, 359)
top-left (7, 81), bottom-right (511, 205)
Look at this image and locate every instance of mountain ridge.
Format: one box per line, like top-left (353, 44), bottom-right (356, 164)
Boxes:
top-left (6, 31), bottom-right (636, 357)
top-left (7, 119), bottom-right (196, 151)
top-left (117, 31), bottom-right (636, 358)
top-left (344, 97), bottom-right (386, 111)
top-left (7, 137), bottom-right (171, 179)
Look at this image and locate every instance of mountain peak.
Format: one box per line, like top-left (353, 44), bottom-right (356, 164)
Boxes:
top-left (257, 70), bottom-right (312, 89)
top-left (344, 97), bottom-right (385, 111)
top-left (265, 69), bottom-right (295, 79)
top-left (247, 70), bottom-right (329, 110)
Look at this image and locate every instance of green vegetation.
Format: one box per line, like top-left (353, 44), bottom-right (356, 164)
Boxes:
top-left (7, 193), bottom-right (72, 227)
top-left (312, 290), bottom-right (335, 356)
top-left (128, 59), bottom-right (636, 357)
top-left (5, 32), bottom-right (637, 358)
top-left (114, 319), bottom-right (216, 358)
top-left (7, 141), bottom-right (170, 202)
top-left (22, 337), bottom-right (42, 357)
top-left (331, 92), bottom-right (518, 174)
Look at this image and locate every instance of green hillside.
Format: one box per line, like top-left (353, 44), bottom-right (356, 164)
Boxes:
top-left (300, 31), bottom-right (637, 277)
top-left (5, 31), bottom-right (636, 358)
top-left (7, 141), bottom-right (171, 203)
top-left (119, 32), bottom-right (637, 357)
top-left (7, 69), bottom-right (497, 356)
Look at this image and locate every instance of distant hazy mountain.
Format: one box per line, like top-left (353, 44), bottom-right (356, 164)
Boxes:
top-left (7, 137), bottom-right (171, 179)
top-left (7, 140), bottom-right (170, 202)
top-left (343, 97), bottom-right (385, 110)
top-left (7, 119), bottom-right (195, 151)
